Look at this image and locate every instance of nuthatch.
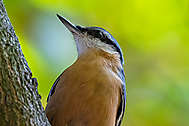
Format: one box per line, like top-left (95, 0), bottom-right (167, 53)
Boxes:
top-left (45, 14), bottom-right (126, 126)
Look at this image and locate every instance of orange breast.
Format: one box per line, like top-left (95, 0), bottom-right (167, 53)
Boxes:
top-left (45, 49), bottom-right (122, 126)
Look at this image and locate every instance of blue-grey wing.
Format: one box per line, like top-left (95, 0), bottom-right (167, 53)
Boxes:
top-left (116, 68), bottom-right (126, 126)
top-left (47, 73), bottom-right (63, 102)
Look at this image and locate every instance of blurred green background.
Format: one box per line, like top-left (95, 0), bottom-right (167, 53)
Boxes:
top-left (5, 0), bottom-right (189, 126)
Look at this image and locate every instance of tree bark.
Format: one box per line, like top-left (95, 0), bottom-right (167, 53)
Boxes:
top-left (0, 0), bottom-right (51, 125)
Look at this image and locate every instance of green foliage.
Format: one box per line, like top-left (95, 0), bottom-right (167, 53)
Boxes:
top-left (5, 0), bottom-right (189, 126)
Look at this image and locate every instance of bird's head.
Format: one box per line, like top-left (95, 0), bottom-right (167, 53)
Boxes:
top-left (57, 14), bottom-right (124, 65)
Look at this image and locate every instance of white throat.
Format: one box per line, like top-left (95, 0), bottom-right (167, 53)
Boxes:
top-left (73, 34), bottom-right (117, 56)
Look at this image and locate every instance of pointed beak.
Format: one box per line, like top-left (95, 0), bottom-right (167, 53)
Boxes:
top-left (56, 14), bottom-right (80, 34)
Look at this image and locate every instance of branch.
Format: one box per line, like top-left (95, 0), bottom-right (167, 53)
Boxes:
top-left (0, 0), bottom-right (50, 125)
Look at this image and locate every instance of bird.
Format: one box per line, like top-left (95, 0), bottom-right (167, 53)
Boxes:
top-left (45, 14), bottom-right (126, 126)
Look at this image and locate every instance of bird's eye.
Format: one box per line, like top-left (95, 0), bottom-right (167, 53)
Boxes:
top-left (88, 30), bottom-right (104, 39)
top-left (98, 32), bottom-right (104, 39)
top-left (94, 31), bottom-right (104, 39)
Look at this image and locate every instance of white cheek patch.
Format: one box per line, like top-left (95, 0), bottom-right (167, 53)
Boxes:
top-left (74, 34), bottom-right (117, 56)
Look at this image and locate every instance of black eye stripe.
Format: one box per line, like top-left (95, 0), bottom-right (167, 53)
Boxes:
top-left (87, 30), bottom-right (117, 49)
top-left (87, 30), bottom-right (103, 39)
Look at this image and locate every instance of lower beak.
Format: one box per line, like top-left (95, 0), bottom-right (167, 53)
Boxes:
top-left (56, 14), bottom-right (80, 34)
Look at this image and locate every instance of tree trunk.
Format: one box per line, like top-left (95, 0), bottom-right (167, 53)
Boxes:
top-left (0, 0), bottom-right (51, 125)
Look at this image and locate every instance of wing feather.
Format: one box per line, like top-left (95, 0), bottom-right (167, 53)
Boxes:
top-left (47, 73), bottom-right (63, 102)
top-left (115, 68), bottom-right (126, 126)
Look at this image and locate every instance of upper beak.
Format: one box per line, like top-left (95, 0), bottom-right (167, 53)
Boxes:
top-left (56, 14), bottom-right (80, 34)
